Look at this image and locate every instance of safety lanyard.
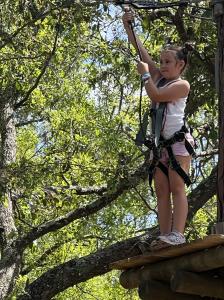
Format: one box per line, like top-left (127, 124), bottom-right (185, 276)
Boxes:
top-left (127, 18), bottom-right (145, 143)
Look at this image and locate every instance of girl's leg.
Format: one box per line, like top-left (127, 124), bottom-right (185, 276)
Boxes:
top-left (168, 155), bottom-right (191, 234)
top-left (154, 166), bottom-right (172, 235)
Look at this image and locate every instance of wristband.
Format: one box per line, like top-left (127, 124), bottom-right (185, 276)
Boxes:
top-left (141, 72), bottom-right (151, 82)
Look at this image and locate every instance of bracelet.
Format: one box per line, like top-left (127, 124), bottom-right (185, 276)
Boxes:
top-left (141, 72), bottom-right (151, 82)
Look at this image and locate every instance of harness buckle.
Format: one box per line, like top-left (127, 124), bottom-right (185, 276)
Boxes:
top-left (144, 138), bottom-right (154, 149)
top-left (173, 131), bottom-right (185, 142)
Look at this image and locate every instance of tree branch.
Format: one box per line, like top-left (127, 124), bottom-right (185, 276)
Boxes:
top-left (44, 184), bottom-right (107, 196)
top-left (17, 234), bottom-right (145, 300)
top-left (14, 15), bottom-right (61, 109)
top-left (16, 158), bottom-right (150, 250)
top-left (15, 118), bottom-right (44, 127)
top-left (0, 8), bottom-right (53, 50)
top-left (188, 165), bottom-right (217, 222)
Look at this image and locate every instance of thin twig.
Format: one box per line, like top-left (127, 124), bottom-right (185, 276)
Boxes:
top-left (14, 13), bottom-right (62, 109)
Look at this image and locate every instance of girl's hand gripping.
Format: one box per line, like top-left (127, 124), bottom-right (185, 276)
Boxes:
top-left (137, 61), bottom-right (149, 75)
top-left (122, 9), bottom-right (135, 28)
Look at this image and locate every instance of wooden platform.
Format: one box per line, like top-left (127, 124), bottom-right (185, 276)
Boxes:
top-left (110, 234), bottom-right (224, 270)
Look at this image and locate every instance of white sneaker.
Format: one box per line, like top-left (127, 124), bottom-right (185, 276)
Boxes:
top-left (158, 231), bottom-right (186, 245)
top-left (150, 233), bottom-right (170, 249)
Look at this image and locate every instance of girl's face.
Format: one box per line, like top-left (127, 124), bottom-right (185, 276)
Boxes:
top-left (159, 50), bottom-right (185, 79)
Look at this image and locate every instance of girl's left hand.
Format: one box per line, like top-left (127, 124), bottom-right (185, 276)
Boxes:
top-left (137, 61), bottom-right (149, 75)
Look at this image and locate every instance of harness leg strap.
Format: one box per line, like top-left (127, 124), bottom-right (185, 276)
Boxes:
top-left (184, 139), bottom-right (195, 157)
top-left (157, 161), bottom-right (169, 178)
top-left (166, 146), bottom-right (192, 187)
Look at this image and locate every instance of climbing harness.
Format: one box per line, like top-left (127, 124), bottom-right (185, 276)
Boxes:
top-left (143, 78), bottom-right (195, 189)
top-left (134, 75), bottom-right (195, 191)
top-left (147, 124), bottom-right (195, 189)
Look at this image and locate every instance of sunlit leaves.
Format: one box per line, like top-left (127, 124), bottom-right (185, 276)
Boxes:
top-left (0, 0), bottom-right (219, 298)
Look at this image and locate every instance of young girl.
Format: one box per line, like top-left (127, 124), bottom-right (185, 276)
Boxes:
top-left (122, 10), bottom-right (194, 247)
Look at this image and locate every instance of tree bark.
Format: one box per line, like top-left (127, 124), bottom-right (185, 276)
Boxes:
top-left (0, 98), bottom-right (17, 245)
top-left (215, 1), bottom-right (224, 222)
top-left (17, 235), bottom-right (146, 300)
top-left (0, 94), bottom-right (20, 299)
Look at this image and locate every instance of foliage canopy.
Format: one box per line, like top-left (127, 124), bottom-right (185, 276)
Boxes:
top-left (0, 1), bottom-right (219, 299)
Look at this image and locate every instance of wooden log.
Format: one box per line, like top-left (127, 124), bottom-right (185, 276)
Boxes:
top-left (212, 222), bottom-right (224, 234)
top-left (171, 270), bottom-right (224, 299)
top-left (120, 245), bottom-right (224, 289)
top-left (138, 279), bottom-right (205, 300)
top-left (119, 268), bottom-right (142, 289)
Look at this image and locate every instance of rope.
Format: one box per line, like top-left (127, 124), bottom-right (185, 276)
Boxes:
top-left (127, 20), bottom-right (146, 144)
top-left (128, 21), bottom-right (143, 61)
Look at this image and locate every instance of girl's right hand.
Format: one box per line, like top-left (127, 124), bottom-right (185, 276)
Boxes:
top-left (122, 9), bottom-right (135, 27)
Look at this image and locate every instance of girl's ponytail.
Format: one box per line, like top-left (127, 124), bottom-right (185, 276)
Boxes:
top-left (182, 42), bottom-right (194, 55)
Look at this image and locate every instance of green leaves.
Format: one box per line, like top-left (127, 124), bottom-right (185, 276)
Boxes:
top-left (0, 1), bottom-right (219, 299)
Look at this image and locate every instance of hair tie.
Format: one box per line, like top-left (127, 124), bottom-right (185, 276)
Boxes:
top-left (184, 42), bottom-right (194, 53)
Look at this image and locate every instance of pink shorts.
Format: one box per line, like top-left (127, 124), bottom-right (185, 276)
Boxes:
top-left (159, 133), bottom-right (194, 167)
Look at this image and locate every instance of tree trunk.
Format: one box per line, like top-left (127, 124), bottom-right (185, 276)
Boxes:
top-left (0, 95), bottom-right (20, 299)
top-left (0, 99), bottom-right (17, 245)
top-left (216, 1), bottom-right (224, 222)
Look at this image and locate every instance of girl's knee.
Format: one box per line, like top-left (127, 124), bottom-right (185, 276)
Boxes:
top-left (170, 184), bottom-right (185, 197)
top-left (155, 179), bottom-right (170, 198)
top-left (168, 163), bottom-right (188, 196)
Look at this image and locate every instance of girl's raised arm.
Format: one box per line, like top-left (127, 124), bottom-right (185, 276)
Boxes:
top-left (122, 10), bottom-right (161, 81)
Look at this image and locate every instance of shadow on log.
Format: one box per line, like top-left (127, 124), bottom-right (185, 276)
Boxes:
top-left (120, 267), bottom-right (142, 289)
top-left (171, 270), bottom-right (224, 299)
top-left (138, 279), bottom-right (208, 300)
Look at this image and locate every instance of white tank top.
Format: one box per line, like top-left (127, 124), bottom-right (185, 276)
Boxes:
top-left (156, 79), bottom-right (188, 139)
